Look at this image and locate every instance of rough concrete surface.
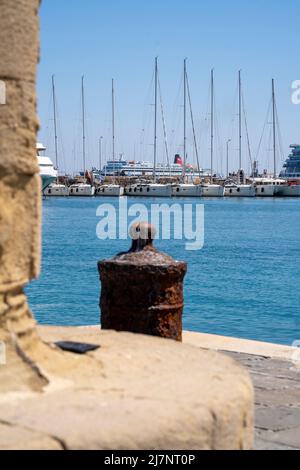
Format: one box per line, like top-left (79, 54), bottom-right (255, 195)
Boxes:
top-left (0, 327), bottom-right (253, 450)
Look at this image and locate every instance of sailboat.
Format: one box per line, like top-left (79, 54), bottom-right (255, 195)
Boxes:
top-left (225, 71), bottom-right (255, 197)
top-left (96, 79), bottom-right (124, 197)
top-left (70, 76), bottom-right (95, 197)
top-left (43, 75), bottom-right (69, 197)
top-left (252, 80), bottom-right (300, 197)
top-left (250, 79), bottom-right (278, 197)
top-left (126, 57), bottom-right (172, 197)
top-left (172, 59), bottom-right (203, 197)
top-left (201, 69), bottom-right (224, 197)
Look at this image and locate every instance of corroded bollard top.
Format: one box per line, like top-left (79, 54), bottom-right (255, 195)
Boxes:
top-left (98, 222), bottom-right (187, 341)
top-left (126, 221), bottom-right (157, 253)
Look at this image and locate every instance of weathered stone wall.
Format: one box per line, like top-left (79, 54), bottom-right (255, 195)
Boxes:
top-left (0, 0), bottom-right (41, 284)
top-left (0, 0), bottom-right (43, 392)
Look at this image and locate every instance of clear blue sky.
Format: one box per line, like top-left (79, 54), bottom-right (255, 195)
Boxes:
top-left (37, 0), bottom-right (300, 175)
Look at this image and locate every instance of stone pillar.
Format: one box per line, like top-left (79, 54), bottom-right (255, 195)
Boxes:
top-left (0, 0), bottom-right (46, 392)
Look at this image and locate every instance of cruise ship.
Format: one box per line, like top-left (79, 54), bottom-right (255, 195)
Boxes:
top-left (280, 144), bottom-right (300, 182)
top-left (278, 144), bottom-right (300, 196)
top-left (100, 155), bottom-right (210, 180)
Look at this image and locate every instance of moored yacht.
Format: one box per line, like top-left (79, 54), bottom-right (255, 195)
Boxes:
top-left (251, 178), bottom-right (276, 197)
top-left (250, 175), bottom-right (288, 196)
top-left (37, 143), bottom-right (57, 190)
top-left (171, 61), bottom-right (201, 199)
top-left (201, 183), bottom-right (225, 197)
top-left (69, 183), bottom-right (95, 197)
top-left (44, 183), bottom-right (69, 197)
top-left (225, 169), bottom-right (255, 197)
top-left (96, 184), bottom-right (124, 197)
top-left (225, 73), bottom-right (255, 198)
top-left (202, 69), bottom-right (224, 198)
top-left (224, 182), bottom-right (256, 197)
top-left (125, 60), bottom-right (172, 199)
top-left (280, 183), bottom-right (300, 197)
top-left (43, 76), bottom-right (69, 197)
top-left (225, 170), bottom-right (256, 197)
top-left (125, 183), bottom-right (172, 197)
top-left (276, 180), bottom-right (300, 197)
top-left (172, 184), bottom-right (202, 197)
top-left (253, 82), bottom-right (300, 197)
top-left (69, 77), bottom-right (95, 197)
top-left (97, 79), bottom-right (124, 197)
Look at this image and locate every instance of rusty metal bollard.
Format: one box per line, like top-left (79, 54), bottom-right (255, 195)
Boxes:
top-left (98, 222), bottom-right (187, 341)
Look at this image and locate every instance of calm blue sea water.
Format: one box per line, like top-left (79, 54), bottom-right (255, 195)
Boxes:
top-left (26, 197), bottom-right (300, 345)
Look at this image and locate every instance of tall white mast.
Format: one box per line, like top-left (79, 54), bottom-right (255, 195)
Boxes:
top-left (112, 78), bottom-right (115, 183)
top-left (183, 58), bottom-right (187, 182)
top-left (210, 69), bottom-right (214, 183)
top-left (158, 75), bottom-right (171, 176)
top-left (52, 75), bottom-right (58, 170)
top-left (272, 79), bottom-right (277, 178)
top-left (153, 57), bottom-right (158, 183)
top-left (238, 70), bottom-right (242, 170)
top-left (99, 136), bottom-right (103, 173)
top-left (81, 75), bottom-right (86, 174)
top-left (186, 67), bottom-right (201, 178)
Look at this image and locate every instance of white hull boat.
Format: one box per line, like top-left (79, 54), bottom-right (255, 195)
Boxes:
top-left (251, 178), bottom-right (292, 197)
top-left (172, 184), bottom-right (202, 197)
top-left (96, 185), bottom-right (124, 197)
top-left (125, 183), bottom-right (173, 197)
top-left (276, 184), bottom-right (300, 197)
top-left (225, 184), bottom-right (256, 197)
top-left (43, 183), bottom-right (69, 197)
top-left (201, 184), bottom-right (224, 197)
top-left (69, 183), bottom-right (95, 197)
top-left (255, 185), bottom-right (275, 197)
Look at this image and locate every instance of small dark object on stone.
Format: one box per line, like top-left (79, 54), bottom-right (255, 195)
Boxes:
top-left (55, 341), bottom-right (100, 354)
